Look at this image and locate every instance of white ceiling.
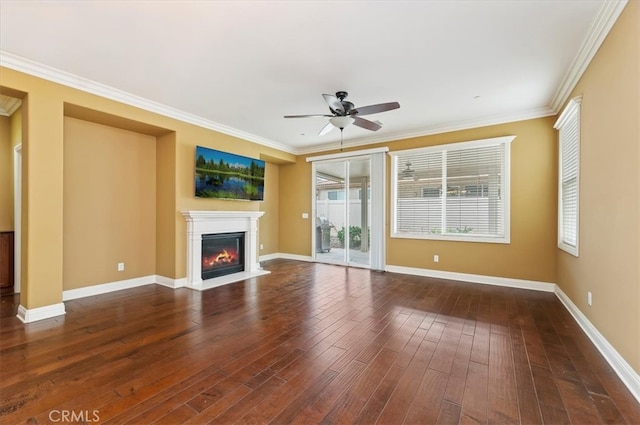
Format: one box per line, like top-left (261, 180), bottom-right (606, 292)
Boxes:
top-left (0, 1), bottom-right (627, 154)
top-left (0, 94), bottom-right (21, 117)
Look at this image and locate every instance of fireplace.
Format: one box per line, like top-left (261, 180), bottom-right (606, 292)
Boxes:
top-left (201, 232), bottom-right (245, 280)
top-left (181, 211), bottom-right (270, 291)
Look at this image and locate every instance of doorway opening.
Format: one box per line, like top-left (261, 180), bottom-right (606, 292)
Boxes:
top-left (310, 148), bottom-right (386, 270)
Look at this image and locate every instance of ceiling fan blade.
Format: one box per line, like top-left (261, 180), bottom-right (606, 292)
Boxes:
top-left (322, 94), bottom-right (345, 115)
top-left (353, 116), bottom-right (382, 131)
top-left (352, 101), bottom-right (400, 116)
top-left (284, 114), bottom-right (333, 118)
top-left (318, 121), bottom-right (334, 136)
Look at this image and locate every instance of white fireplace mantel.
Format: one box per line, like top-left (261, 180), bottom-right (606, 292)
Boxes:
top-left (181, 210), bottom-right (269, 290)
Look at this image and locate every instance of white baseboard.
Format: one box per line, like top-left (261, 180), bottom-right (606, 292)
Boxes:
top-left (62, 275), bottom-right (157, 301)
top-left (382, 264), bottom-right (639, 403)
top-left (155, 275), bottom-right (187, 289)
top-left (12, 257), bottom-right (640, 403)
top-left (258, 253), bottom-right (281, 262)
top-left (16, 303), bottom-right (66, 323)
top-left (259, 252), bottom-right (314, 262)
top-left (555, 287), bottom-right (640, 404)
top-left (385, 265), bottom-right (556, 292)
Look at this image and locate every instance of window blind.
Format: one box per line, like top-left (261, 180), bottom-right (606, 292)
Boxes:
top-left (560, 116), bottom-right (578, 246)
top-left (391, 136), bottom-right (512, 243)
top-left (555, 96), bottom-right (581, 256)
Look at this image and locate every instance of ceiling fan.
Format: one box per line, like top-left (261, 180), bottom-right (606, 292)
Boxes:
top-left (402, 162), bottom-right (415, 178)
top-left (284, 91), bottom-right (400, 136)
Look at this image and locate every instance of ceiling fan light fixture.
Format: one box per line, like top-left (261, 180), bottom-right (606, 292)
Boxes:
top-left (329, 116), bottom-right (355, 129)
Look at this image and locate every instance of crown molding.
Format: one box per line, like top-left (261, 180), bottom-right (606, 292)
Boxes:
top-left (295, 106), bottom-right (556, 155)
top-left (550, 0), bottom-right (628, 112)
top-left (0, 50), bottom-right (556, 155)
top-left (0, 50), bottom-right (297, 154)
top-left (1, 0), bottom-right (626, 159)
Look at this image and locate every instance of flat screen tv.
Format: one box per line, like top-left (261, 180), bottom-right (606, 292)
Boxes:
top-left (195, 146), bottom-right (265, 201)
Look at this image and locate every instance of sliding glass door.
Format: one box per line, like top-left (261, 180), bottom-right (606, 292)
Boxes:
top-left (311, 150), bottom-right (385, 270)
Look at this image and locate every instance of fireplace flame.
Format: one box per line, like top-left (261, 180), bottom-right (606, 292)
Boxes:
top-left (202, 248), bottom-right (238, 269)
top-left (216, 249), bottom-right (233, 263)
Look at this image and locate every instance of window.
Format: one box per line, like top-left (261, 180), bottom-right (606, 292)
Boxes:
top-left (390, 136), bottom-right (513, 243)
top-left (327, 190), bottom-right (345, 201)
top-left (464, 184), bottom-right (489, 197)
top-left (422, 186), bottom-right (442, 198)
top-left (554, 96), bottom-right (582, 256)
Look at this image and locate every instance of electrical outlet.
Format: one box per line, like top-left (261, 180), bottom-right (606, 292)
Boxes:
top-left (587, 291), bottom-right (592, 306)
top-left (260, 244), bottom-right (264, 250)
top-left (117, 262), bottom-right (125, 272)
top-left (433, 255), bottom-right (439, 263)
top-left (302, 213), bottom-right (309, 219)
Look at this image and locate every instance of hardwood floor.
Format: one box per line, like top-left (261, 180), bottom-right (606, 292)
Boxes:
top-left (1, 259), bottom-right (639, 424)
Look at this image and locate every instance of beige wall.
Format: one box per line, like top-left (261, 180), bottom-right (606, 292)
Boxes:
top-left (1, 2), bottom-right (636, 378)
top-left (279, 156), bottom-right (313, 255)
top-left (0, 107), bottom-right (21, 232)
top-left (63, 117), bottom-right (157, 290)
top-left (174, 133), bottom-right (276, 276)
top-left (0, 67), bottom-right (293, 309)
top-left (386, 118), bottom-right (558, 283)
top-left (0, 115), bottom-right (12, 230)
top-left (557, 1), bottom-right (640, 373)
top-left (260, 162), bottom-right (280, 255)
top-left (156, 131), bottom-right (177, 278)
top-left (281, 117), bottom-right (558, 283)
top-left (23, 91), bottom-right (65, 309)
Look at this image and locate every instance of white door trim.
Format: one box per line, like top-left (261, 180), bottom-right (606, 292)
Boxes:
top-left (13, 144), bottom-right (21, 293)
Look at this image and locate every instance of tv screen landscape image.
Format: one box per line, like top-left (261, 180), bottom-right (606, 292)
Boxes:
top-left (195, 146), bottom-right (265, 201)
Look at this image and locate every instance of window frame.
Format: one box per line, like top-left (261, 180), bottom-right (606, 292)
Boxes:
top-left (554, 96), bottom-right (582, 257)
top-left (389, 135), bottom-right (514, 244)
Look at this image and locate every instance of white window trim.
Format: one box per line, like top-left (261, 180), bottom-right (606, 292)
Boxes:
top-left (306, 146), bottom-right (389, 162)
top-left (389, 135), bottom-right (514, 244)
top-left (554, 96), bottom-right (582, 257)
